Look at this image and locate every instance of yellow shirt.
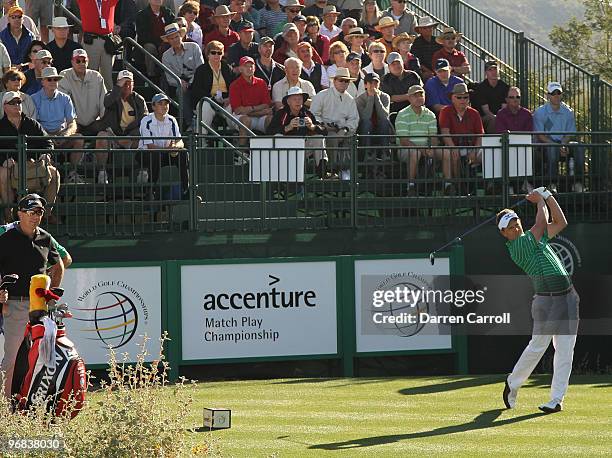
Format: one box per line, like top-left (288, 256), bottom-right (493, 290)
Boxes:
top-left (120, 99), bottom-right (135, 130)
top-left (210, 68), bottom-right (227, 97)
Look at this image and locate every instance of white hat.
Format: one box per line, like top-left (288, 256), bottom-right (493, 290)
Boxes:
top-left (547, 82), bottom-right (563, 94)
top-left (386, 51), bottom-right (403, 65)
top-left (35, 49), bottom-right (52, 60)
top-left (283, 23), bottom-right (299, 36)
top-left (2, 91), bottom-right (22, 105)
top-left (116, 70), bottom-right (133, 82)
top-left (50, 17), bottom-right (71, 28)
top-left (498, 211), bottom-right (518, 230)
top-left (72, 48), bottom-right (88, 58)
top-left (37, 67), bottom-right (64, 80)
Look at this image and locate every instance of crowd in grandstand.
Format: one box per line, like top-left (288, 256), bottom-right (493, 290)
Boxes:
top-left (0, 0), bottom-right (586, 223)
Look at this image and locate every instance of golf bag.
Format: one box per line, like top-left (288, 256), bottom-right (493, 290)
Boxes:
top-left (11, 274), bottom-right (87, 419)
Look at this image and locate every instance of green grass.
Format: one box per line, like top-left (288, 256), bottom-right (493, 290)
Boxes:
top-left (179, 375), bottom-right (612, 456)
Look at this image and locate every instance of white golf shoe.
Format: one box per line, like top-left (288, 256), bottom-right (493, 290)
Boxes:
top-left (503, 376), bottom-right (518, 409)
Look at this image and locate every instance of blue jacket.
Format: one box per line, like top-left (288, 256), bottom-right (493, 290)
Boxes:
top-left (0, 25), bottom-right (34, 65)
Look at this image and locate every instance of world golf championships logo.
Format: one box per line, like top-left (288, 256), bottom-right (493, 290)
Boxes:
top-left (73, 281), bottom-right (149, 349)
top-left (549, 235), bottom-right (582, 275)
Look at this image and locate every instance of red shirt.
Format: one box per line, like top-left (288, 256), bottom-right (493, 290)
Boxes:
top-left (77, 0), bottom-right (118, 35)
top-left (204, 28), bottom-right (240, 49)
top-left (229, 76), bottom-right (272, 111)
top-left (431, 47), bottom-right (468, 72)
top-left (439, 105), bottom-right (484, 146)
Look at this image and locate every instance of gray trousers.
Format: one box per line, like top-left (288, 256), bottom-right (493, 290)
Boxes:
top-left (507, 288), bottom-right (579, 403)
top-left (1, 299), bottom-right (29, 398)
top-left (83, 38), bottom-right (115, 91)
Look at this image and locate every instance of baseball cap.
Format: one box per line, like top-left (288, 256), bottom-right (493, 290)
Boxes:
top-left (450, 82), bottom-right (470, 95)
top-left (282, 23), bottom-right (299, 36)
top-left (407, 84), bottom-right (424, 96)
top-left (259, 36), bottom-right (274, 46)
top-left (547, 82), bottom-right (563, 94)
top-left (363, 73), bottom-right (380, 83)
top-left (35, 49), bottom-right (53, 60)
top-left (116, 69), bottom-right (134, 82)
top-left (293, 14), bottom-right (307, 23)
top-left (236, 21), bottom-right (255, 33)
top-left (72, 48), bottom-right (88, 58)
top-left (2, 91), bottom-right (22, 105)
top-left (18, 193), bottom-right (47, 211)
top-left (435, 58), bottom-right (451, 72)
top-left (152, 93), bottom-right (170, 104)
top-left (386, 52), bottom-right (403, 65)
top-left (346, 52), bottom-right (362, 62)
top-left (484, 60), bottom-right (498, 70)
top-left (239, 56), bottom-right (255, 66)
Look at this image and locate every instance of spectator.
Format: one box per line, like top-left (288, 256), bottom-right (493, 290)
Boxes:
top-left (272, 0), bottom-right (304, 36)
top-left (411, 16), bottom-right (441, 81)
top-left (229, 0), bottom-right (252, 33)
top-left (310, 67), bottom-right (359, 180)
top-left (137, 93), bottom-right (188, 197)
top-left (115, 0), bottom-right (138, 40)
top-left (0, 92), bottom-right (59, 218)
top-left (46, 17), bottom-right (81, 73)
top-left (191, 41), bottom-right (235, 128)
top-left (267, 85), bottom-right (328, 174)
top-left (227, 22), bottom-right (259, 70)
top-left (196, 0), bottom-right (217, 38)
top-left (0, 68), bottom-right (36, 119)
top-left (23, 0), bottom-right (51, 42)
top-left (31, 67), bottom-right (81, 182)
top-left (471, 60), bottom-right (510, 133)
top-left (359, 0), bottom-right (382, 40)
top-left (439, 82), bottom-right (484, 191)
top-left (21, 48), bottom-right (52, 96)
top-left (533, 82), bottom-right (584, 193)
top-left (259, 0), bottom-right (286, 38)
top-left (495, 86), bottom-right (533, 133)
top-left (254, 36), bottom-right (286, 96)
top-left (59, 49), bottom-right (108, 183)
top-left (393, 32), bottom-right (420, 75)
top-left (345, 52), bottom-right (365, 98)
top-left (243, 0), bottom-right (261, 34)
top-left (335, 0), bottom-right (364, 20)
top-left (345, 26), bottom-right (370, 67)
top-left (0, 5), bottom-right (34, 66)
top-left (382, 0), bottom-right (416, 35)
top-left (204, 5), bottom-right (239, 49)
top-left (297, 41), bottom-right (329, 93)
top-left (98, 70), bottom-right (148, 160)
top-left (272, 57), bottom-right (315, 110)
top-left (17, 39), bottom-right (43, 73)
top-left (76, 0), bottom-right (119, 90)
top-left (374, 16), bottom-right (397, 56)
top-left (178, 1), bottom-right (203, 48)
top-left (395, 85), bottom-right (447, 195)
top-left (0, 41), bottom-right (10, 75)
top-left (381, 52), bottom-right (421, 113)
top-left (303, 0), bottom-right (327, 20)
top-left (424, 58), bottom-right (462, 115)
top-left (331, 17), bottom-right (357, 46)
top-left (326, 40), bottom-right (348, 79)
top-left (355, 72), bottom-right (391, 161)
top-left (0, 0), bottom-right (39, 39)
top-left (229, 56), bottom-right (273, 149)
top-left (431, 27), bottom-right (470, 79)
top-left (135, 0), bottom-right (176, 80)
top-left (161, 22), bottom-right (203, 125)
top-left (319, 5), bottom-right (340, 40)
top-left (362, 41), bottom-right (388, 78)
top-left (272, 23), bottom-right (304, 65)
top-left (292, 14), bottom-right (308, 39)
top-left (304, 16), bottom-right (330, 64)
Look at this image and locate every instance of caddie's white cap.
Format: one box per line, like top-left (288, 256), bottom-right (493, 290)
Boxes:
top-left (498, 211), bottom-right (518, 231)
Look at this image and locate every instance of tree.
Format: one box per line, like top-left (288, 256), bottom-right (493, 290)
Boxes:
top-left (549, 0), bottom-right (612, 82)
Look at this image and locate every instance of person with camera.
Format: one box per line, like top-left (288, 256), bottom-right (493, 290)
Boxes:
top-left (267, 86), bottom-right (328, 175)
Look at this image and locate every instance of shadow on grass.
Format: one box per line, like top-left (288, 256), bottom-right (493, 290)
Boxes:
top-left (308, 409), bottom-right (547, 450)
top-left (398, 375), bottom-right (503, 395)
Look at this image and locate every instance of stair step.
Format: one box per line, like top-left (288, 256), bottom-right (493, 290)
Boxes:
top-left (198, 200), bottom-right (298, 219)
top-left (197, 216), bottom-right (327, 231)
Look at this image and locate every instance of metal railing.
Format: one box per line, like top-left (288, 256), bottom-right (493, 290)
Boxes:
top-left (1, 133), bottom-right (610, 236)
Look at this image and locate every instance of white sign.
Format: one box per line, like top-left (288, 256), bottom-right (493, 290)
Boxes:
top-left (62, 266), bottom-right (163, 364)
top-left (355, 258), bottom-right (452, 353)
top-left (249, 137), bottom-right (305, 182)
top-left (482, 134), bottom-right (533, 178)
top-left (181, 262), bottom-right (337, 360)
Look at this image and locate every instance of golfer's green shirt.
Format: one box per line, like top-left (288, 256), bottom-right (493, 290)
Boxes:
top-left (506, 229), bottom-right (571, 294)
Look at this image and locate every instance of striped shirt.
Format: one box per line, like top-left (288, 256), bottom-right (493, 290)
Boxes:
top-left (506, 229), bottom-right (571, 294)
top-left (259, 7), bottom-right (287, 36)
top-left (394, 104), bottom-right (438, 146)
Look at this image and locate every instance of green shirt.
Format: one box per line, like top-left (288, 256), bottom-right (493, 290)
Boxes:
top-left (395, 104), bottom-right (438, 147)
top-left (0, 222), bottom-right (68, 261)
top-left (506, 229), bottom-right (571, 293)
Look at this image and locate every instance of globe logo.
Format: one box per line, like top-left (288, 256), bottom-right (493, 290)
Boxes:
top-left (371, 281), bottom-right (430, 337)
top-left (74, 291), bottom-right (139, 349)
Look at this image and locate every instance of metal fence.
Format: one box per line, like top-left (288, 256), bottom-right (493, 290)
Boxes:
top-left (1, 133), bottom-right (610, 236)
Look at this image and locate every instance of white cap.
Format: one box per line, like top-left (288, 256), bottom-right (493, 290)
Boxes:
top-left (497, 211), bottom-right (518, 231)
top-left (547, 82), bottom-right (563, 94)
top-left (386, 51), bottom-right (403, 65)
top-left (72, 48), bottom-right (88, 58)
top-left (35, 49), bottom-right (52, 60)
top-left (2, 91), bottom-right (22, 105)
top-left (116, 70), bottom-right (133, 82)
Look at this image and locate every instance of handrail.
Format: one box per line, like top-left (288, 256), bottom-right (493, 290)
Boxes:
top-left (202, 97), bottom-right (256, 137)
top-left (54, 0), bottom-right (82, 28)
top-left (122, 37), bottom-right (184, 127)
top-left (194, 99), bottom-right (238, 150)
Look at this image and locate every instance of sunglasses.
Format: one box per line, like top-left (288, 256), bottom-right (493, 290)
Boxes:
top-left (24, 208), bottom-right (44, 216)
top-left (371, 49), bottom-right (385, 53)
top-left (288, 8), bottom-right (301, 13)
top-left (209, 50), bottom-right (223, 55)
top-left (336, 78), bottom-right (350, 83)
top-left (548, 91), bottom-right (562, 95)
top-left (507, 95), bottom-right (521, 99)
top-left (454, 95), bottom-right (469, 99)
top-left (74, 58), bottom-right (87, 64)
top-left (4, 99), bottom-right (21, 105)
top-left (7, 75), bottom-right (23, 81)
top-left (45, 78), bottom-right (61, 82)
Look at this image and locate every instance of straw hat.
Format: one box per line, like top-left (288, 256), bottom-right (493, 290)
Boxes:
top-left (161, 23), bottom-right (187, 42)
top-left (283, 0), bottom-right (304, 10)
top-left (346, 27), bottom-right (368, 39)
top-left (375, 16), bottom-right (399, 31)
top-left (415, 16), bottom-right (438, 30)
top-left (322, 5), bottom-right (341, 16)
top-left (213, 5), bottom-right (233, 17)
top-left (392, 32), bottom-right (415, 48)
top-left (330, 67), bottom-right (356, 81)
top-left (37, 67), bottom-right (63, 80)
top-left (435, 26), bottom-right (463, 45)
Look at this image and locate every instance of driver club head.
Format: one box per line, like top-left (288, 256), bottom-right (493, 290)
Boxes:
top-left (429, 252), bottom-right (435, 265)
top-left (0, 273), bottom-right (18, 289)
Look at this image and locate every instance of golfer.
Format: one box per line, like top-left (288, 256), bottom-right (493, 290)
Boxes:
top-left (497, 187), bottom-right (579, 413)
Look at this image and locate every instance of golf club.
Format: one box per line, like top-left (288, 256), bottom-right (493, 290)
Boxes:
top-left (0, 273), bottom-right (19, 334)
top-left (430, 198), bottom-right (528, 265)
